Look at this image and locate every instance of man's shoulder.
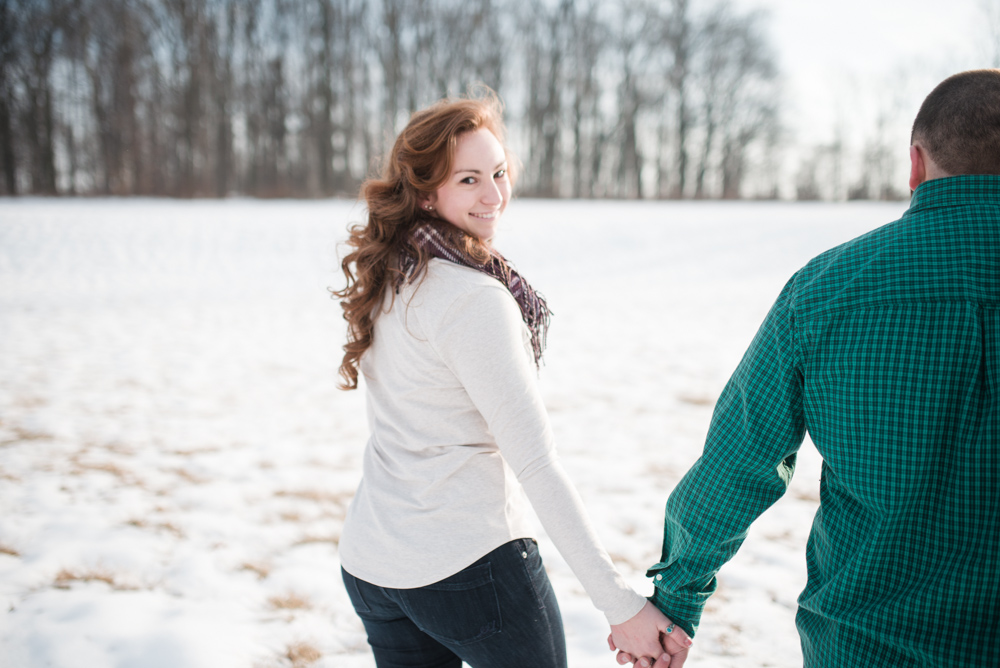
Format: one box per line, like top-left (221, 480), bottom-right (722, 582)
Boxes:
top-left (794, 217), bottom-right (900, 286)
top-left (789, 193), bottom-right (1000, 318)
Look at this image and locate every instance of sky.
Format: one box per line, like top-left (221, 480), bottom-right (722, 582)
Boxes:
top-left (733, 0), bottom-right (986, 158)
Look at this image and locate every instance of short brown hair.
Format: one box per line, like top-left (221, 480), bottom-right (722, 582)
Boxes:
top-left (911, 69), bottom-right (1000, 175)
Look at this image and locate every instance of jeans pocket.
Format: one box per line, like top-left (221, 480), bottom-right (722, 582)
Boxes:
top-left (400, 561), bottom-right (503, 646)
top-left (341, 568), bottom-right (373, 614)
top-left (505, 538), bottom-right (548, 612)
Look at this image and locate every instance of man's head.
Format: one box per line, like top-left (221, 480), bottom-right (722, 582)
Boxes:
top-left (910, 69), bottom-right (1000, 190)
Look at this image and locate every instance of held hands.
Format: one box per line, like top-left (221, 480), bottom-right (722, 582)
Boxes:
top-left (607, 601), bottom-right (692, 668)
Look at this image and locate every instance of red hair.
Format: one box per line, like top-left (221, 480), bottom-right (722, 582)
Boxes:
top-left (332, 90), bottom-right (515, 389)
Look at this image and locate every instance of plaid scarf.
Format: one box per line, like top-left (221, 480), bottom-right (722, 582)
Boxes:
top-left (399, 223), bottom-right (552, 366)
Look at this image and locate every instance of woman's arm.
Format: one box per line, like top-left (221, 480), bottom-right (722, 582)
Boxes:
top-left (429, 281), bottom-right (645, 623)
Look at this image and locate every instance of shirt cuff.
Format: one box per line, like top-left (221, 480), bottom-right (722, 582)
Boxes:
top-left (646, 565), bottom-right (718, 637)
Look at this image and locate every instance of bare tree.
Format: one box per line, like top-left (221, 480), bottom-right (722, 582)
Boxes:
top-left (17, 0), bottom-right (72, 195)
top-left (795, 149), bottom-right (823, 201)
top-left (691, 3), bottom-right (727, 199)
top-left (70, 0), bottom-right (151, 194)
top-left (666, 0), bottom-right (693, 198)
top-left (518, 0), bottom-right (573, 197)
top-left (376, 0), bottom-right (404, 142)
top-left (0, 0), bottom-right (791, 200)
top-left (0, 0), bottom-right (21, 194)
top-left (689, 4), bottom-right (778, 199)
top-left (610, 0), bottom-right (657, 199)
top-left (567, 0), bottom-right (607, 198)
top-left (300, 0), bottom-right (349, 196)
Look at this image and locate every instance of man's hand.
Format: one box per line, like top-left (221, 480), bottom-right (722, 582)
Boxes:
top-left (607, 601), bottom-right (692, 668)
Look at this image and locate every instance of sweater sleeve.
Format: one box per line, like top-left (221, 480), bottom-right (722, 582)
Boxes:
top-left (519, 458), bottom-right (648, 624)
top-left (428, 281), bottom-right (647, 625)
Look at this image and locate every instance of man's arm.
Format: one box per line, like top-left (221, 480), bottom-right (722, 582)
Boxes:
top-left (648, 276), bottom-right (807, 636)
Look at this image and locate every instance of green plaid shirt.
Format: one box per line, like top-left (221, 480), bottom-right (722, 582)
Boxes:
top-left (649, 175), bottom-right (1000, 667)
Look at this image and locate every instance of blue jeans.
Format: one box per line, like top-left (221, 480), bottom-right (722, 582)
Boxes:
top-left (341, 538), bottom-right (567, 668)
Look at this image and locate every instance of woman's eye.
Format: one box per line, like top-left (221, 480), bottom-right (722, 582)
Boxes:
top-left (495, 169), bottom-right (506, 179)
top-left (460, 177), bottom-right (476, 184)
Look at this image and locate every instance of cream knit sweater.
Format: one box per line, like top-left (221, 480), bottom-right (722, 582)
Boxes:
top-left (338, 259), bottom-right (645, 624)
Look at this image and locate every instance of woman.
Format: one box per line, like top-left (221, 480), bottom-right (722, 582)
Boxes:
top-left (335, 91), bottom-right (687, 668)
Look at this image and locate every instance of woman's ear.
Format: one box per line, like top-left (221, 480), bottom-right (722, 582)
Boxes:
top-left (419, 193), bottom-right (437, 212)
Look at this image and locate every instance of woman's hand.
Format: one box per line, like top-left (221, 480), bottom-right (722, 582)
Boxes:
top-left (607, 601), bottom-right (692, 668)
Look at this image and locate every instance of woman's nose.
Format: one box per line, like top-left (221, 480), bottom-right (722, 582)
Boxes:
top-left (481, 180), bottom-right (502, 205)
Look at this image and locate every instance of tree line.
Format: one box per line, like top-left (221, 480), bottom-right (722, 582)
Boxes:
top-left (1, 0), bottom-right (784, 199)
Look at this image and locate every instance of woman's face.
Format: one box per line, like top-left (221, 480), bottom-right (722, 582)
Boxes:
top-left (423, 128), bottom-right (510, 242)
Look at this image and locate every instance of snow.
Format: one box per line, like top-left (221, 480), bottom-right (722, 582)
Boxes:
top-left (0, 197), bottom-right (909, 667)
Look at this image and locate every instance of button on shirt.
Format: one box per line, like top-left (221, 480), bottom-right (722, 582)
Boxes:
top-left (648, 175), bottom-right (1000, 667)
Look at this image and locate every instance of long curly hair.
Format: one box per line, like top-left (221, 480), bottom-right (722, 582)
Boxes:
top-left (333, 90), bottom-right (516, 390)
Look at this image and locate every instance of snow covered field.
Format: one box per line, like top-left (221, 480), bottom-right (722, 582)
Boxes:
top-left (0, 197), bottom-right (909, 668)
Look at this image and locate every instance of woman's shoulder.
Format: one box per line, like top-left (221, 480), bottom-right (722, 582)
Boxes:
top-left (418, 259), bottom-right (509, 299)
top-left (425, 257), bottom-right (498, 284)
top-left (407, 259), bottom-right (520, 323)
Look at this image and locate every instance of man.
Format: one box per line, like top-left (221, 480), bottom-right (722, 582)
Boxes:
top-left (618, 69), bottom-right (1000, 667)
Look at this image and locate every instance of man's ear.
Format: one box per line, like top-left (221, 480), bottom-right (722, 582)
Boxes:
top-left (909, 144), bottom-right (927, 192)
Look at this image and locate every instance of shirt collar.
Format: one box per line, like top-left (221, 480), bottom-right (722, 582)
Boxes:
top-left (909, 174), bottom-right (1000, 212)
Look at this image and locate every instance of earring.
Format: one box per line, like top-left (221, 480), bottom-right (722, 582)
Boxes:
top-left (424, 205), bottom-right (434, 211)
